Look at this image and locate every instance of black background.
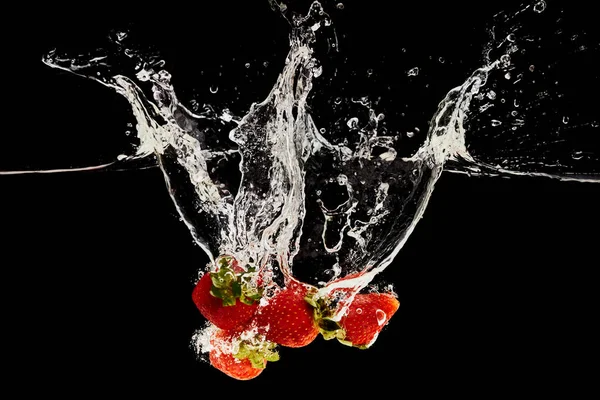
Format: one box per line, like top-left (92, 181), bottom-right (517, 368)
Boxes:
top-left (3, 0), bottom-right (599, 395)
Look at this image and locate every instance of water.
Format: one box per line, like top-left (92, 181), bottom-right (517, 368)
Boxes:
top-left (2, 0), bottom-right (598, 377)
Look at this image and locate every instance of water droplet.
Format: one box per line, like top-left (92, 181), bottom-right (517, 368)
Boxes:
top-left (376, 309), bottom-right (387, 326)
top-left (313, 65), bottom-right (323, 78)
top-left (319, 128), bottom-right (326, 134)
top-left (571, 151), bottom-right (583, 160)
top-left (511, 111), bottom-right (518, 117)
top-left (347, 117), bottom-right (359, 129)
top-left (116, 31), bottom-right (128, 41)
top-left (245, 63), bottom-right (251, 68)
top-left (487, 90), bottom-right (497, 100)
top-left (507, 34), bottom-right (516, 42)
top-left (209, 85), bottom-right (218, 94)
top-left (533, 1), bottom-right (546, 13)
top-left (529, 65), bottom-right (535, 72)
top-left (316, 190), bottom-right (322, 196)
top-left (438, 57), bottom-right (445, 64)
top-left (407, 67), bottom-right (419, 77)
top-left (336, 2), bottom-right (344, 9)
top-left (355, 308), bottom-right (362, 314)
top-left (379, 149), bottom-right (397, 162)
top-left (406, 131), bottom-right (415, 138)
top-left (505, 72), bottom-right (512, 80)
top-left (562, 116), bottom-right (569, 124)
top-left (491, 120), bottom-right (502, 127)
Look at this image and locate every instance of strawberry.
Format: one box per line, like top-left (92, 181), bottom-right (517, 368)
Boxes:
top-left (208, 328), bottom-right (279, 381)
top-left (338, 292), bottom-right (400, 348)
top-left (254, 281), bottom-right (320, 348)
top-left (192, 255), bottom-right (262, 330)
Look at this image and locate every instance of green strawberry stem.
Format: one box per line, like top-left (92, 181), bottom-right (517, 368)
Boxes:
top-left (210, 256), bottom-right (262, 306)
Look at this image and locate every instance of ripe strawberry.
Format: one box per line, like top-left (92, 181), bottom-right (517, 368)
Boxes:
top-left (254, 281), bottom-right (319, 348)
top-left (208, 328), bottom-right (279, 381)
top-left (192, 256), bottom-right (262, 330)
top-left (338, 292), bottom-right (400, 348)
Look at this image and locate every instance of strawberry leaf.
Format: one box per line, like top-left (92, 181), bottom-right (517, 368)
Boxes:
top-left (208, 256), bottom-right (263, 306)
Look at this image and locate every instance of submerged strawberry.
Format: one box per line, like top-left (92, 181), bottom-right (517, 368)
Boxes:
top-left (314, 291), bottom-right (400, 349)
top-left (339, 293), bottom-right (400, 348)
top-left (208, 328), bottom-right (279, 381)
top-left (254, 281), bottom-right (319, 348)
top-left (192, 255), bottom-right (262, 330)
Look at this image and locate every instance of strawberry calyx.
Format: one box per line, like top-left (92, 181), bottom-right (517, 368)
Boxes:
top-left (304, 292), bottom-right (346, 341)
top-left (209, 255), bottom-right (262, 306)
top-left (234, 337), bottom-right (280, 369)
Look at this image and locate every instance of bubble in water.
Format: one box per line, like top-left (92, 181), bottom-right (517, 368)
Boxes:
top-left (563, 116), bottom-right (569, 124)
top-left (487, 90), bottom-right (497, 100)
top-left (347, 117), bottom-right (359, 129)
top-left (209, 85), bottom-right (218, 94)
top-left (505, 72), bottom-right (511, 80)
top-left (571, 151), bottom-right (583, 160)
top-left (366, 68), bottom-right (373, 77)
top-left (337, 174), bottom-right (348, 185)
top-left (439, 57), bottom-right (445, 64)
top-left (320, 128), bottom-right (326, 134)
top-left (507, 33), bottom-right (516, 42)
top-left (355, 308), bottom-right (362, 314)
top-left (336, 2), bottom-right (344, 9)
top-left (407, 67), bottom-right (419, 77)
top-left (334, 97), bottom-right (342, 105)
top-left (491, 120), bottom-right (502, 127)
top-left (529, 65), bottom-right (535, 72)
top-left (245, 62), bottom-right (251, 68)
top-left (500, 54), bottom-right (511, 68)
top-left (406, 131), bottom-right (415, 138)
top-left (376, 309), bottom-right (386, 326)
top-left (533, 1), bottom-right (546, 13)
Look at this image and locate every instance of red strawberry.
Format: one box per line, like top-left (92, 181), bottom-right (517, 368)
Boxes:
top-left (254, 281), bottom-right (319, 348)
top-left (192, 256), bottom-right (262, 330)
top-left (208, 328), bottom-right (279, 381)
top-left (338, 292), bottom-right (400, 348)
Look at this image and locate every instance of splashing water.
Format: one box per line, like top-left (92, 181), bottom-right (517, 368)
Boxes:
top-left (3, 0), bottom-right (598, 370)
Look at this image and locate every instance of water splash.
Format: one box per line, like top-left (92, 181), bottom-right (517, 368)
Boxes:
top-left (5, 0), bottom-right (599, 357)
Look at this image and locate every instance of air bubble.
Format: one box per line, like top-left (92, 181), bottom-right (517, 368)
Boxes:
top-left (487, 90), bottom-right (497, 100)
top-left (533, 1), bottom-right (546, 13)
top-left (407, 67), bottom-right (419, 77)
top-left (562, 116), bottom-right (569, 124)
top-left (491, 120), bottom-right (502, 127)
top-left (337, 174), bottom-right (348, 185)
top-left (209, 85), bottom-right (218, 94)
top-left (406, 131), bottom-right (415, 138)
top-left (376, 309), bottom-right (386, 326)
top-left (319, 128), bottom-right (326, 134)
top-left (355, 308), bottom-right (362, 314)
top-left (245, 63), bottom-right (251, 68)
top-left (505, 72), bottom-right (511, 80)
top-left (336, 2), bottom-right (344, 9)
top-left (438, 57), bottom-right (445, 64)
top-left (347, 117), bottom-right (359, 129)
